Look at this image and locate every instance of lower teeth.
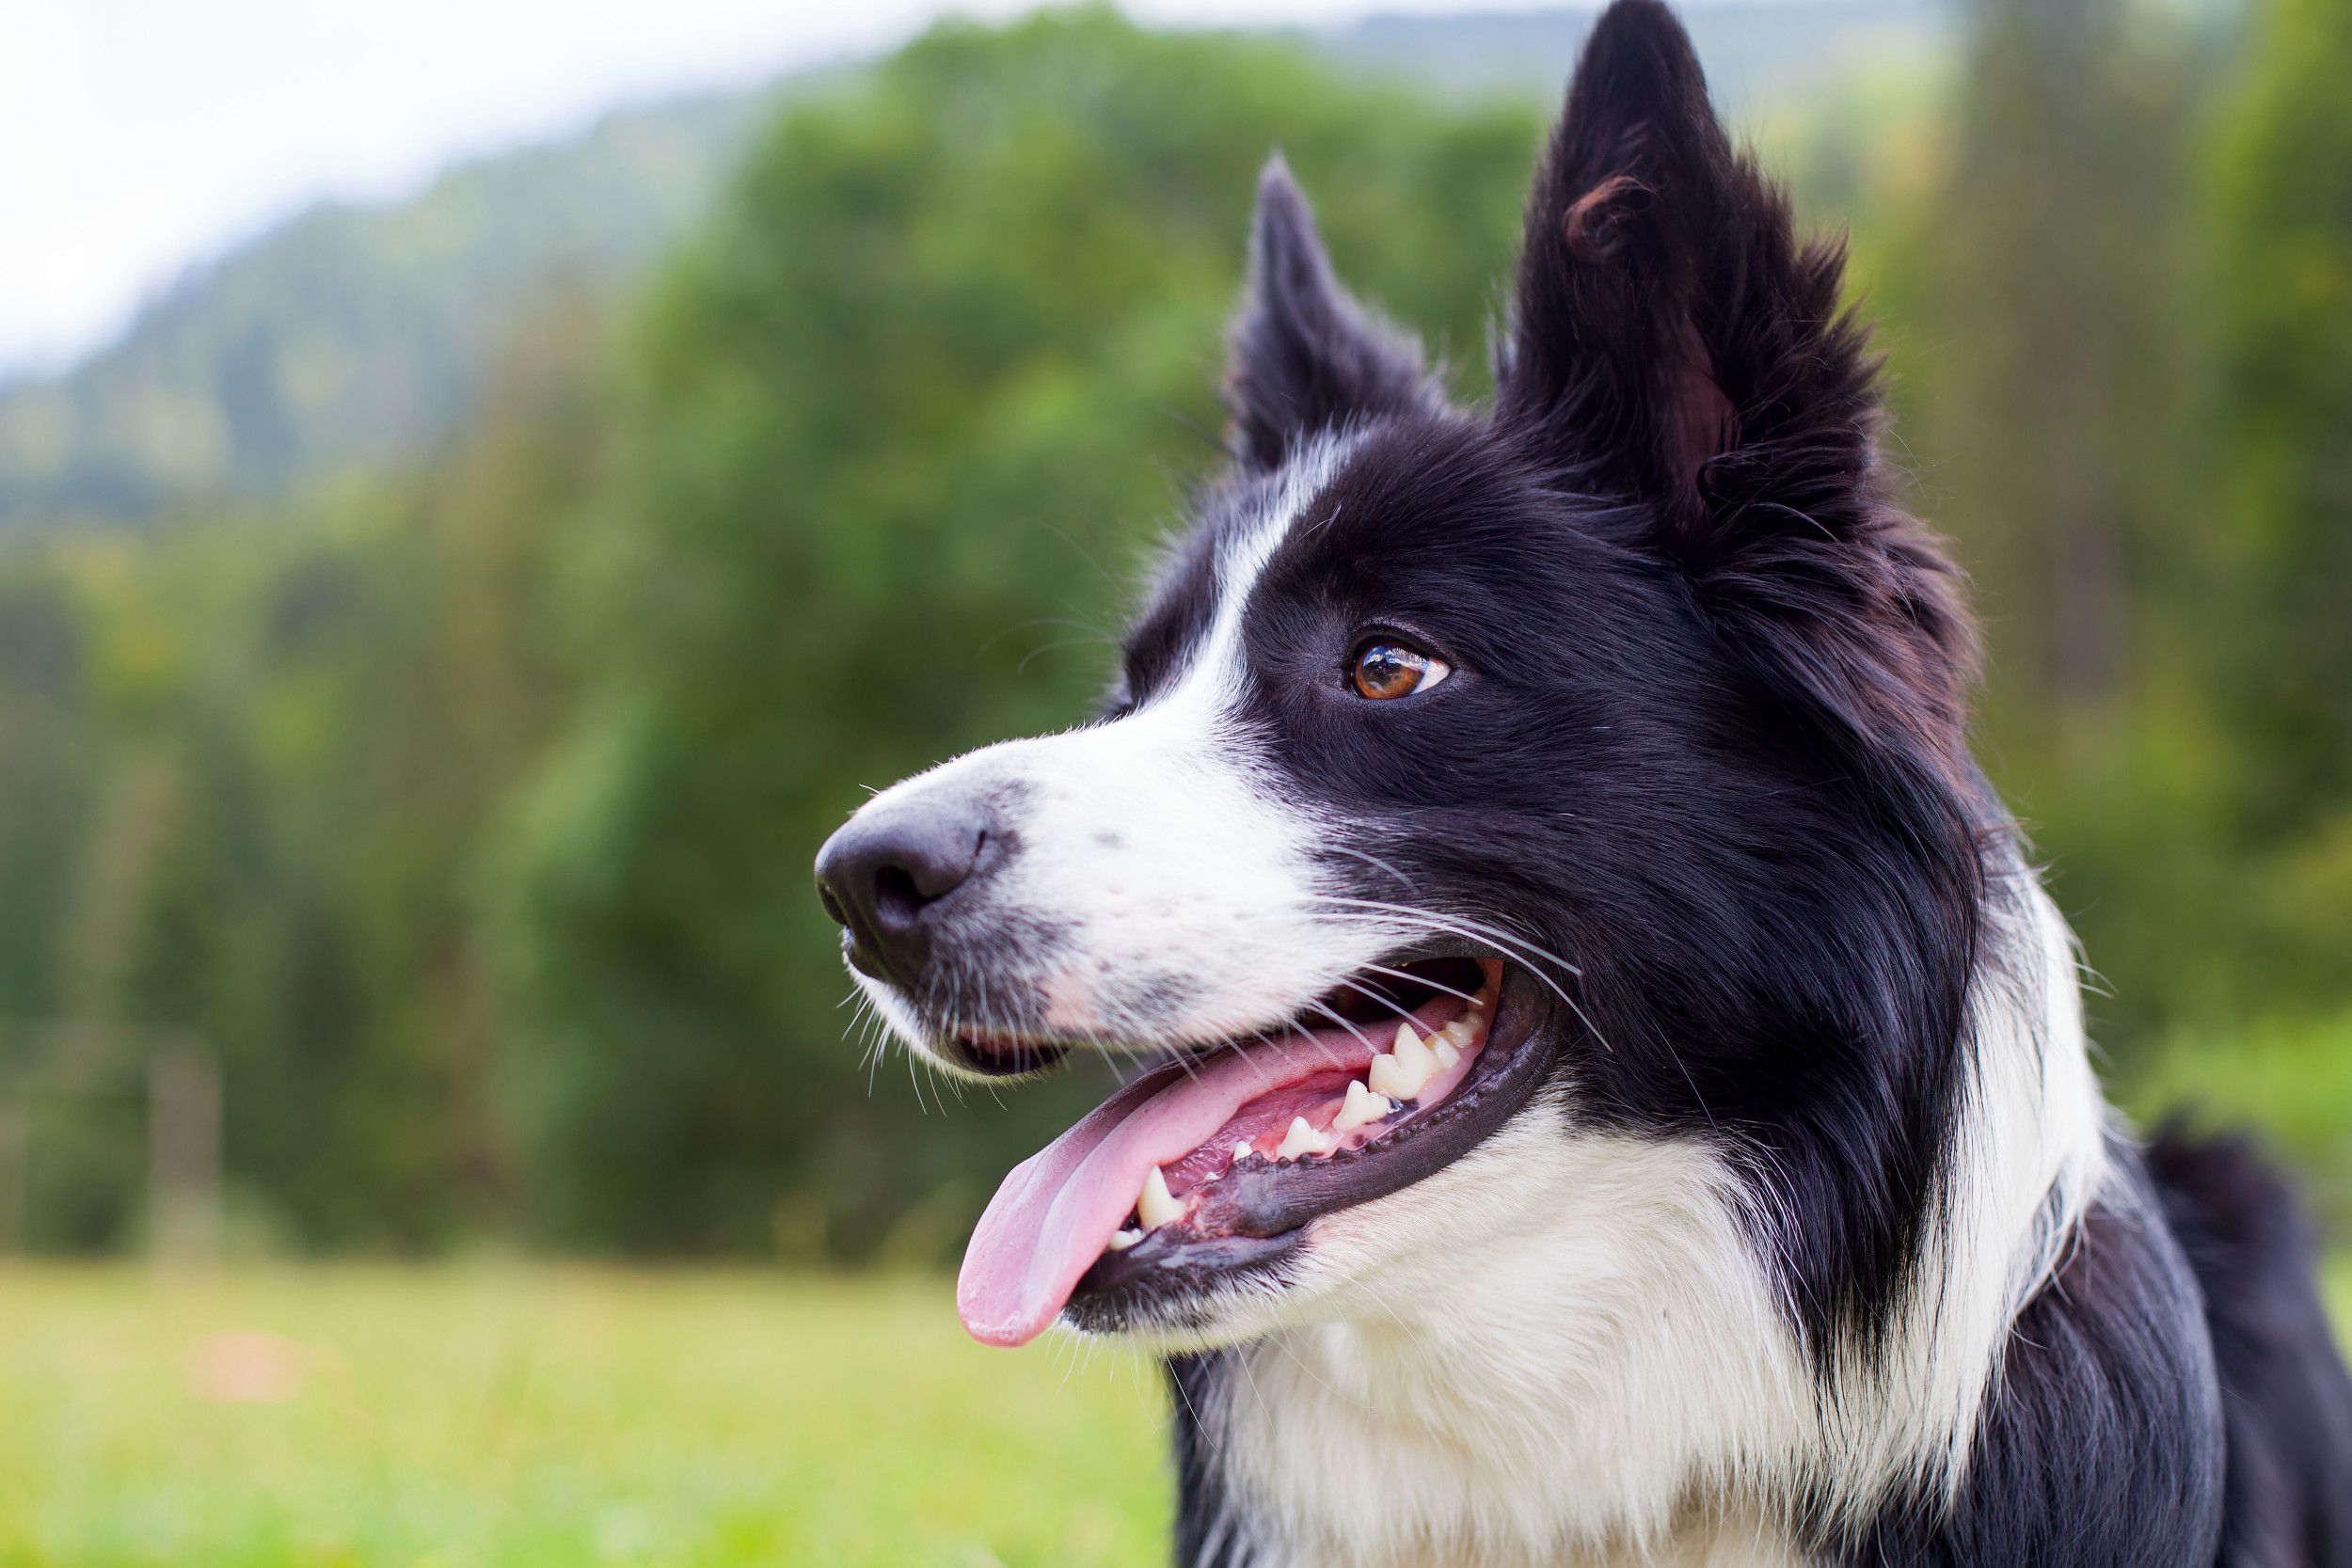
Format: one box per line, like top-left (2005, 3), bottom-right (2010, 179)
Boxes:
top-left (1109, 973), bottom-right (1497, 1253)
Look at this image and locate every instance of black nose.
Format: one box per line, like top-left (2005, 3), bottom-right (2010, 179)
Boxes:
top-left (814, 800), bottom-right (989, 990)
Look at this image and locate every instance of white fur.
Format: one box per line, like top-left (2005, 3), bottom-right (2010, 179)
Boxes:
top-left (843, 435), bottom-right (1406, 1066)
top-left (1193, 1114), bottom-right (1820, 1567)
top-left (1101, 879), bottom-right (2112, 1567)
top-left (842, 436), bottom-right (2116, 1563)
top-left (1811, 869), bottom-right (2112, 1518)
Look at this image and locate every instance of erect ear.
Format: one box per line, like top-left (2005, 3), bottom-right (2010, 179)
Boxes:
top-left (1223, 155), bottom-right (1435, 471)
top-left (1500, 0), bottom-right (1979, 772)
top-left (1497, 0), bottom-right (1861, 535)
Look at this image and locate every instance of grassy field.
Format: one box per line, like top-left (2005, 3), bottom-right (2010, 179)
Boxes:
top-left (0, 1261), bottom-right (2341, 1567)
top-left (0, 1267), bottom-right (1168, 1568)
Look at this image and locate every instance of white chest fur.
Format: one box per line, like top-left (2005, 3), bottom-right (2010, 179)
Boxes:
top-left (1181, 881), bottom-right (2111, 1568)
top-left (1202, 1127), bottom-right (1818, 1568)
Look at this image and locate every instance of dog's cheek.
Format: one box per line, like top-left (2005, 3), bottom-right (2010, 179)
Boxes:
top-left (1269, 1095), bottom-right (1578, 1319)
top-left (985, 811), bottom-right (1377, 1046)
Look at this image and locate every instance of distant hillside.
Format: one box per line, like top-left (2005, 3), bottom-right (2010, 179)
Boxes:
top-left (0, 2), bottom-right (1947, 531)
top-left (0, 88), bottom-right (785, 528)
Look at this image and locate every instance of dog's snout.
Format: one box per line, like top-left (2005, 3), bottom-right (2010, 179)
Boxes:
top-left (814, 799), bottom-right (990, 989)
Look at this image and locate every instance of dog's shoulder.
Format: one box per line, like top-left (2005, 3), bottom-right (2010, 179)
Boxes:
top-left (1842, 1143), bottom-right (2229, 1566)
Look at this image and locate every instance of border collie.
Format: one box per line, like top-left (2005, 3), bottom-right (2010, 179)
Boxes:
top-left (815, 4), bottom-right (2352, 1560)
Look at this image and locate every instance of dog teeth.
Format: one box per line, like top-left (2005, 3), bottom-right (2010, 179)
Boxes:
top-left (1106, 1227), bottom-right (1144, 1251)
top-left (1137, 1165), bottom-right (1184, 1231)
top-left (1232, 1140), bottom-right (1255, 1164)
top-left (1370, 1022), bottom-right (1439, 1100)
top-left (1431, 1035), bottom-right (1462, 1070)
top-left (1331, 1079), bottom-right (1393, 1134)
top-left (1276, 1117), bottom-right (1337, 1161)
top-left (1367, 1050), bottom-right (1415, 1101)
top-left (1395, 1028), bottom-right (1439, 1082)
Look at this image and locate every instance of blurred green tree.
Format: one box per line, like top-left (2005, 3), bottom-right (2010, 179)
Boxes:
top-left (1871, 0), bottom-right (2234, 1046)
top-left (2192, 0), bottom-right (2352, 1004)
top-left (488, 8), bottom-right (1541, 1255)
top-left (1869, 0), bottom-right (2352, 1050)
top-left (0, 297), bottom-right (597, 1249)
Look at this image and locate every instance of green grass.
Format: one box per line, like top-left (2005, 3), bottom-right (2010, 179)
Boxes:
top-left (0, 1267), bottom-right (1168, 1568)
top-left (0, 1260), bottom-right (2342, 1567)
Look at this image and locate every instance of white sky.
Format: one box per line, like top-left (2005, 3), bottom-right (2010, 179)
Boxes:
top-left (0, 0), bottom-right (1559, 379)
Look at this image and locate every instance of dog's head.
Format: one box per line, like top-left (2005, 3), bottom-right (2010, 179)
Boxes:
top-left (816, 0), bottom-right (1984, 1355)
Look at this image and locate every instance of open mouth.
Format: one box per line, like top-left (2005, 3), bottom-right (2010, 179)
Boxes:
top-left (955, 957), bottom-right (1551, 1345)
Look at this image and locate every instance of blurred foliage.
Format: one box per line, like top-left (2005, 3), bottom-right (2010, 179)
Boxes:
top-left (1861, 0), bottom-right (2352, 1054)
top-left (0, 0), bottom-right (2341, 1254)
top-left (2127, 1008), bottom-right (2352, 1235)
top-left (0, 94), bottom-right (771, 529)
top-left (0, 8), bottom-right (1942, 540)
top-left (0, 298), bottom-right (600, 1248)
top-left (489, 9), bottom-right (1541, 1254)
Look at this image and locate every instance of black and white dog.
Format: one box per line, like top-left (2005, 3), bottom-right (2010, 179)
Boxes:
top-left (815, 4), bottom-right (2352, 1561)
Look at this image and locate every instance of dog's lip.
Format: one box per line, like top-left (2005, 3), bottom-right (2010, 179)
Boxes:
top-left (1063, 967), bottom-right (1550, 1328)
top-left (939, 950), bottom-right (1469, 1078)
top-left (944, 1031), bottom-right (1071, 1076)
top-left (955, 960), bottom-right (1546, 1347)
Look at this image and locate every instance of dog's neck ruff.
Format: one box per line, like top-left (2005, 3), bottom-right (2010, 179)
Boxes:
top-left (1170, 873), bottom-right (2111, 1568)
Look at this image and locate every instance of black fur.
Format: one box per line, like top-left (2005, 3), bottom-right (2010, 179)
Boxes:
top-left (1169, 1351), bottom-right (1260, 1568)
top-left (2149, 1127), bottom-right (2352, 1567)
top-left (1152, 0), bottom-right (2352, 1561)
top-left (825, 0), bottom-right (2352, 1559)
top-left (1221, 156), bottom-right (1435, 473)
top-left (1840, 1145), bottom-right (2227, 1564)
top-left (1176, 0), bottom-right (1993, 1370)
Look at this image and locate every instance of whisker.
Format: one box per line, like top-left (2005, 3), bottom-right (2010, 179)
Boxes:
top-left (1305, 908), bottom-right (1583, 1010)
top-left (1297, 897), bottom-right (1609, 1051)
top-left (977, 615), bottom-right (1117, 656)
top-left (1319, 843), bottom-right (1420, 895)
top-left (1296, 999), bottom-right (1377, 1069)
top-left (1018, 636), bottom-right (1117, 675)
top-left (1333, 976), bottom-right (1434, 1035)
top-left (1354, 963), bottom-right (1477, 1006)
top-left (1306, 895), bottom-right (1586, 978)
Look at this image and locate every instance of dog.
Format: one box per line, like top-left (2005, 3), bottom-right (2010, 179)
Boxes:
top-left (814, 3), bottom-right (2352, 1561)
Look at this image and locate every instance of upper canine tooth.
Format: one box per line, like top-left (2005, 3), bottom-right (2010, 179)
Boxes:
top-left (1276, 1117), bottom-right (1337, 1161)
top-left (1137, 1165), bottom-right (1184, 1231)
top-left (1393, 1029), bottom-right (1438, 1088)
top-left (1368, 1051), bottom-right (1418, 1101)
top-left (1331, 1079), bottom-right (1393, 1133)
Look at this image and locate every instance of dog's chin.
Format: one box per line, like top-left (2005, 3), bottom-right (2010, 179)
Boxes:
top-left (936, 961), bottom-right (1556, 1348)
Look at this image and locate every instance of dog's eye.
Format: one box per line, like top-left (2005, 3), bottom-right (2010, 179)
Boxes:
top-left (1351, 641), bottom-right (1450, 701)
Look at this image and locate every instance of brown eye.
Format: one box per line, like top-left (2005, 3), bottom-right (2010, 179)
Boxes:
top-left (1351, 641), bottom-right (1451, 701)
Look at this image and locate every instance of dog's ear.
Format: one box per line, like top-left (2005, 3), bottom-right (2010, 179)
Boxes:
top-left (1499, 0), bottom-right (1977, 769)
top-left (1223, 156), bottom-right (1433, 471)
top-left (1494, 0), bottom-right (1752, 515)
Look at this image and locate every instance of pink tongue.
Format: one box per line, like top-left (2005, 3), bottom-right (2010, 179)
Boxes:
top-left (957, 987), bottom-right (1471, 1348)
top-left (956, 1027), bottom-right (1367, 1346)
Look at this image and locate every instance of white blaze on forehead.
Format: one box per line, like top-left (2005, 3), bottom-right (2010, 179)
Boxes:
top-left (1182, 429), bottom-right (1356, 712)
top-left (842, 431), bottom-right (1406, 1060)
